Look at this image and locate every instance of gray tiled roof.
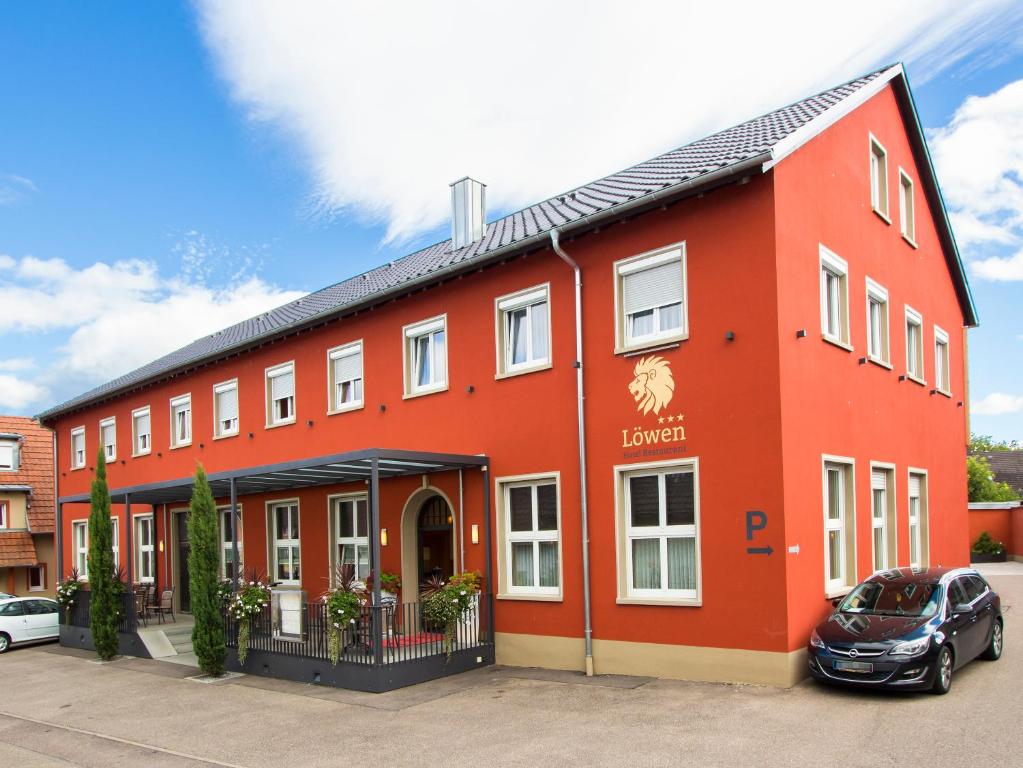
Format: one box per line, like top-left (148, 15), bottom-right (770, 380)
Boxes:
top-left (39, 67), bottom-right (892, 419)
top-left (975, 451), bottom-right (1023, 497)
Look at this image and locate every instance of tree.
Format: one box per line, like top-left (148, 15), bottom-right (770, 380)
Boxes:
top-left (88, 449), bottom-right (119, 660)
top-left (967, 455), bottom-right (1020, 502)
top-left (969, 433), bottom-right (1021, 453)
top-left (188, 463), bottom-right (225, 676)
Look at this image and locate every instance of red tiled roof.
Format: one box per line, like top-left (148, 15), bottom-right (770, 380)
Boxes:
top-left (0, 415), bottom-right (55, 533)
top-left (0, 530), bottom-right (39, 567)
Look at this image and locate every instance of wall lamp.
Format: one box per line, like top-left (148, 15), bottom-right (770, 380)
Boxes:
top-left (381, 528), bottom-right (388, 546)
top-left (471, 524), bottom-right (480, 545)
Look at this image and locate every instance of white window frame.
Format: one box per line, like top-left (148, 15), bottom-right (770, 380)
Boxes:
top-left (865, 278), bottom-right (890, 367)
top-left (0, 440), bottom-right (16, 472)
top-left (70, 427), bottom-right (86, 470)
top-left (213, 379), bottom-right (240, 438)
top-left (111, 517), bottom-right (119, 569)
top-left (266, 362), bottom-right (297, 427)
top-left (820, 245), bottom-right (851, 348)
top-left (613, 243), bottom-right (688, 354)
top-left (869, 134), bottom-right (889, 221)
top-left (131, 406), bottom-right (151, 457)
top-left (73, 520), bottom-right (88, 579)
top-left (218, 506), bottom-right (243, 581)
top-left (496, 473), bottom-right (562, 599)
top-left (904, 305), bottom-right (925, 384)
top-left (869, 463), bottom-right (896, 574)
top-left (907, 469), bottom-right (929, 568)
top-left (934, 325), bottom-right (951, 396)
top-left (330, 493), bottom-right (370, 583)
top-left (403, 315), bottom-right (448, 397)
top-left (269, 500), bottom-right (301, 586)
top-left (327, 341), bottom-right (364, 414)
top-left (614, 458), bottom-right (701, 605)
top-left (495, 284), bottom-right (552, 378)
top-left (823, 456), bottom-right (856, 596)
top-left (27, 563), bottom-right (45, 592)
top-left (0, 500), bottom-right (7, 529)
top-left (99, 417), bottom-right (116, 462)
top-left (169, 394), bottom-right (192, 448)
top-left (134, 514), bottom-right (155, 583)
top-left (899, 168), bottom-right (916, 245)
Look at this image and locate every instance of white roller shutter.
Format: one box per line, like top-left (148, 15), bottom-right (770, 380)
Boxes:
top-left (909, 475), bottom-right (922, 498)
top-left (871, 469), bottom-right (887, 490)
top-left (622, 258), bottom-right (682, 316)
top-left (271, 368), bottom-right (295, 400)
top-left (217, 387), bottom-right (238, 421)
top-left (136, 411), bottom-right (150, 436)
top-left (333, 347), bottom-right (362, 384)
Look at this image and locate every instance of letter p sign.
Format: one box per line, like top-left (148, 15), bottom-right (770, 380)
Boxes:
top-left (745, 510), bottom-right (767, 541)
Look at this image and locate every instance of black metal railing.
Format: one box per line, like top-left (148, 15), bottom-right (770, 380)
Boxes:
top-left (61, 590), bottom-right (138, 634)
top-left (225, 594), bottom-right (493, 667)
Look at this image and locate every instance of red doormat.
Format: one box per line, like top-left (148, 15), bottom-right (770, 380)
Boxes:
top-left (384, 632), bottom-right (444, 648)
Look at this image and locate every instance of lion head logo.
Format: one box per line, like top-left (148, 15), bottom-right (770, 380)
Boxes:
top-left (628, 355), bottom-right (675, 415)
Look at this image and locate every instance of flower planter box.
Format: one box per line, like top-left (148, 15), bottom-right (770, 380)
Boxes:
top-left (970, 551), bottom-right (1007, 563)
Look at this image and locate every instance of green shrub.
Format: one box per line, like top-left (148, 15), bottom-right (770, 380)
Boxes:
top-left (88, 450), bottom-right (119, 660)
top-left (971, 531), bottom-right (1005, 555)
top-left (188, 464), bottom-right (226, 676)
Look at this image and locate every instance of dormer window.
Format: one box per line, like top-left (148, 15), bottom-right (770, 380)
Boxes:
top-left (0, 439), bottom-right (17, 471)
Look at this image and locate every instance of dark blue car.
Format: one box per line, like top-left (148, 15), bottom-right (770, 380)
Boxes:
top-left (808, 567), bottom-right (1003, 694)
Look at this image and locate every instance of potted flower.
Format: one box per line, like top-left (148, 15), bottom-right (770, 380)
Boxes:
top-left (228, 569), bottom-right (271, 665)
top-left (971, 531), bottom-right (1007, 563)
top-left (323, 564), bottom-right (366, 665)
top-left (420, 571), bottom-right (481, 660)
top-left (55, 569), bottom-right (82, 623)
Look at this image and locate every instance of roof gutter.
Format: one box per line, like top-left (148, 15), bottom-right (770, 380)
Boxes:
top-left (37, 153), bottom-right (771, 423)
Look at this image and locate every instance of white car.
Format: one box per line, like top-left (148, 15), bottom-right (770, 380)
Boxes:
top-left (0, 596), bottom-right (60, 652)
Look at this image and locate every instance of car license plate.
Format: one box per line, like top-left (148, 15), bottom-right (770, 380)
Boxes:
top-left (834, 660), bottom-right (873, 673)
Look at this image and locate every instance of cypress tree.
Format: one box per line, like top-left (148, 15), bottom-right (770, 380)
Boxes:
top-left (88, 449), bottom-right (119, 660)
top-left (189, 463), bottom-right (225, 676)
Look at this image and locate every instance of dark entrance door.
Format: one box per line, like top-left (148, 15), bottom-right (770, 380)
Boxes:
top-left (417, 496), bottom-right (453, 583)
top-left (176, 511), bottom-right (191, 613)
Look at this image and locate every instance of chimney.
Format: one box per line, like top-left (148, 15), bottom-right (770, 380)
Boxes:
top-left (450, 177), bottom-right (486, 249)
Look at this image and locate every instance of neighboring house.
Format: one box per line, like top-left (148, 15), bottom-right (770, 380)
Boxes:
top-left (973, 451), bottom-right (1023, 497)
top-left (39, 62), bottom-right (975, 688)
top-left (0, 416), bottom-right (55, 596)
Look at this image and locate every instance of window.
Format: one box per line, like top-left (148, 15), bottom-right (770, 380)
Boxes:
top-left (870, 465), bottom-right (896, 573)
top-left (869, 135), bottom-right (889, 219)
top-left (73, 521), bottom-right (88, 578)
top-left (934, 326), bottom-right (951, 395)
top-left (496, 285), bottom-right (551, 376)
top-left (332, 495), bottom-right (369, 581)
top-left (404, 316), bottom-right (447, 396)
top-left (132, 407), bottom-right (151, 456)
top-left (27, 564), bottom-right (46, 592)
top-left (865, 279), bottom-right (890, 365)
top-left (219, 507), bottom-right (243, 581)
top-left (823, 458), bottom-right (855, 594)
top-left (71, 427), bottom-right (86, 469)
top-left (0, 440), bottom-right (17, 471)
top-left (271, 502), bottom-right (300, 585)
top-left (617, 460), bottom-right (699, 602)
top-left (111, 517), bottom-right (119, 569)
top-left (615, 244), bottom-right (687, 352)
top-left (905, 306), bottom-right (924, 382)
top-left (213, 380), bottom-right (239, 437)
top-left (908, 471), bottom-right (929, 568)
top-left (899, 169), bottom-right (915, 242)
top-left (0, 500), bottom-right (6, 528)
top-left (100, 417), bottom-right (116, 462)
top-left (500, 477), bottom-right (560, 597)
top-left (328, 342), bottom-right (364, 413)
top-left (170, 394), bottom-right (192, 447)
top-left (132, 515), bottom-right (154, 583)
top-left (820, 246), bottom-right (850, 346)
top-left (266, 363), bottom-right (296, 425)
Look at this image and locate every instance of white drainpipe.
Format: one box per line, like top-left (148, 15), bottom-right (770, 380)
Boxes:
top-left (550, 228), bottom-right (594, 676)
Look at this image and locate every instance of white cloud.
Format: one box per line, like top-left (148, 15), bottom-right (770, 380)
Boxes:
top-left (972, 392), bottom-right (1023, 416)
top-left (930, 77), bottom-right (1023, 280)
top-left (0, 174), bottom-right (37, 206)
top-left (0, 375), bottom-right (47, 411)
top-left (195, 0), bottom-right (1023, 244)
top-left (0, 237), bottom-right (305, 411)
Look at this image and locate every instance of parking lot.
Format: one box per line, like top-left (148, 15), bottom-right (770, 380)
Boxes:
top-left (0, 564), bottom-right (1019, 768)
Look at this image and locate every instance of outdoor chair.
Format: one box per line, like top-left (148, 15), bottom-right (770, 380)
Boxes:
top-left (133, 589), bottom-right (148, 628)
top-left (153, 588), bottom-right (175, 624)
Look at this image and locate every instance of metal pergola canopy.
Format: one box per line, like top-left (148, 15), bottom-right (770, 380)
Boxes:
top-left (57, 448), bottom-right (488, 506)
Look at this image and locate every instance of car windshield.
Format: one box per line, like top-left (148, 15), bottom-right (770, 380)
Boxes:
top-left (838, 580), bottom-right (942, 617)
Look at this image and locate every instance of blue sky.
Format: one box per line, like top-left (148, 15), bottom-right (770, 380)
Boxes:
top-left (1, 1), bottom-right (1022, 441)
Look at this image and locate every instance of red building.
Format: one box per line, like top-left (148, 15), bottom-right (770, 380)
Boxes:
top-left (40, 63), bottom-right (976, 688)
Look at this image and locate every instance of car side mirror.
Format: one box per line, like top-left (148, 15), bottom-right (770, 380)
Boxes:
top-left (953, 603), bottom-right (973, 616)
top-left (831, 597), bottom-right (842, 608)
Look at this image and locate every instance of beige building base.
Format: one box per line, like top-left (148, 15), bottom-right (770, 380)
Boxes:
top-left (495, 631), bottom-right (808, 688)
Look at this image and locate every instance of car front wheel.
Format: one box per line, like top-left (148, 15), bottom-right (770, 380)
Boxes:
top-left (0, 633), bottom-right (9, 653)
top-left (931, 646), bottom-right (953, 695)
top-left (981, 620), bottom-right (1003, 661)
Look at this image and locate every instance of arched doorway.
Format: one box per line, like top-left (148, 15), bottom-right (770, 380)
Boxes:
top-left (417, 496), bottom-right (454, 583)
